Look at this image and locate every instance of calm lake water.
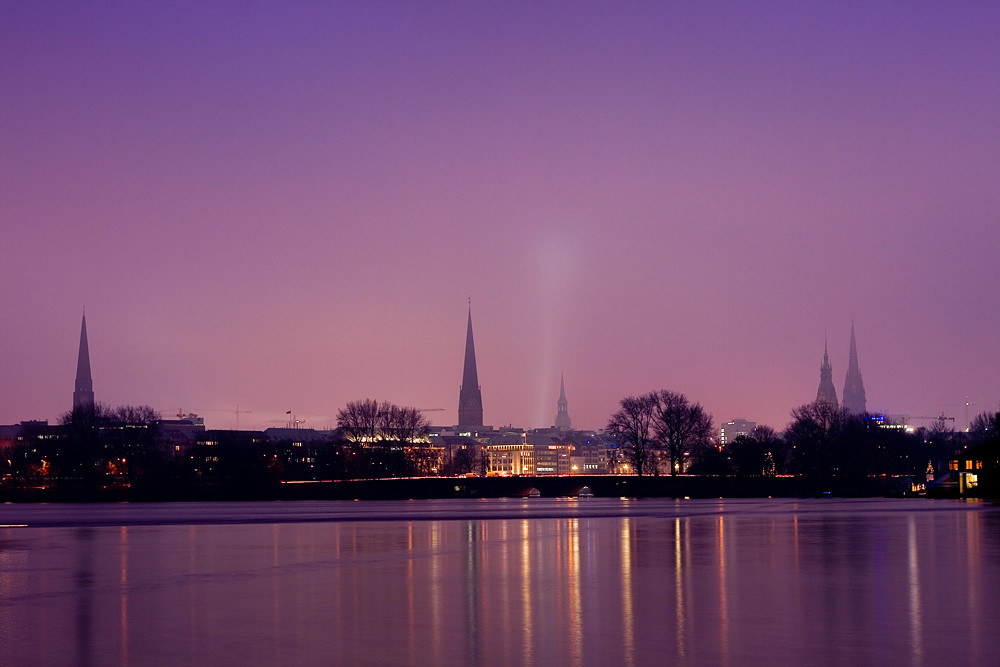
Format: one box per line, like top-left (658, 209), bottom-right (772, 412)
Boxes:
top-left (1, 498), bottom-right (998, 666)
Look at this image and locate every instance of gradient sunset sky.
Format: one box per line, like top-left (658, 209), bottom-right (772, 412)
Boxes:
top-left (2, 1), bottom-right (997, 432)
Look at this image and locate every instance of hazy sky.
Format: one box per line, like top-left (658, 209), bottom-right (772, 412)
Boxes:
top-left (2, 1), bottom-right (998, 433)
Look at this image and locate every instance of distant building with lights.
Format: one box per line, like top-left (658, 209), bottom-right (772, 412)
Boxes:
top-left (483, 432), bottom-right (573, 476)
top-left (720, 419), bottom-right (756, 446)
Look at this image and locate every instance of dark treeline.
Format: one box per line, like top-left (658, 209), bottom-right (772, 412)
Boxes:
top-left (0, 400), bottom-right (453, 495)
top-left (3, 393), bottom-right (997, 499)
top-left (607, 390), bottom-right (1000, 493)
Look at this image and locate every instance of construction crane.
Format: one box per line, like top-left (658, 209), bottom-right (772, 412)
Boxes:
top-left (909, 414), bottom-right (956, 431)
top-left (417, 408), bottom-right (444, 413)
top-left (157, 406), bottom-right (252, 430)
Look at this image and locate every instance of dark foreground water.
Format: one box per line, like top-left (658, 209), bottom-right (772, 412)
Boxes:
top-left (1, 498), bottom-right (998, 666)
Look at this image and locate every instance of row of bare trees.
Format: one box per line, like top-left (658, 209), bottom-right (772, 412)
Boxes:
top-left (335, 400), bottom-right (432, 479)
top-left (2, 403), bottom-right (165, 486)
top-left (335, 399), bottom-right (430, 444)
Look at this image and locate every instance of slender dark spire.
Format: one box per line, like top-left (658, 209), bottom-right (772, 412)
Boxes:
top-left (458, 307), bottom-right (483, 427)
top-left (555, 372), bottom-right (571, 430)
top-left (816, 334), bottom-right (838, 407)
top-left (73, 311), bottom-right (95, 410)
top-left (842, 322), bottom-right (867, 414)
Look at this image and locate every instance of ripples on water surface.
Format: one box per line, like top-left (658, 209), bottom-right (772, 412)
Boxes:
top-left (1, 498), bottom-right (998, 666)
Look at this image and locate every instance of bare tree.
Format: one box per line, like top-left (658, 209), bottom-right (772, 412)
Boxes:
top-left (58, 403), bottom-right (160, 485)
top-left (606, 394), bottom-right (657, 476)
top-left (968, 411), bottom-right (999, 445)
top-left (378, 404), bottom-right (430, 444)
top-left (751, 424), bottom-right (786, 475)
top-left (106, 405), bottom-right (160, 483)
top-left (337, 400), bottom-right (432, 479)
top-left (651, 390), bottom-right (714, 476)
top-left (336, 399), bottom-right (382, 444)
top-left (59, 402), bottom-right (113, 482)
top-left (784, 401), bottom-right (846, 478)
top-left (338, 400), bottom-right (430, 445)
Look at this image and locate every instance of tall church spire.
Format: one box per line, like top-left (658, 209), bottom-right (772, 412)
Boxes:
top-left (555, 373), bottom-right (571, 430)
top-left (842, 322), bottom-right (867, 414)
top-left (458, 307), bottom-right (483, 427)
top-left (73, 311), bottom-right (95, 410)
top-left (816, 335), bottom-right (838, 407)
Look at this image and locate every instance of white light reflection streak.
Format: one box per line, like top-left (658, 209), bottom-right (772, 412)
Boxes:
top-left (187, 525), bottom-right (198, 658)
top-left (718, 515), bottom-right (729, 665)
top-left (966, 511), bottom-right (982, 658)
top-left (907, 515), bottom-right (923, 666)
top-left (568, 518), bottom-right (582, 666)
top-left (407, 523), bottom-right (416, 664)
top-left (499, 520), bottom-right (511, 643)
top-left (119, 526), bottom-right (128, 667)
top-left (465, 521), bottom-right (481, 665)
top-left (621, 518), bottom-right (635, 666)
top-left (520, 519), bottom-right (534, 665)
top-left (675, 517), bottom-right (686, 659)
top-left (431, 522), bottom-right (442, 665)
top-left (272, 524), bottom-right (281, 666)
top-left (792, 509), bottom-right (802, 618)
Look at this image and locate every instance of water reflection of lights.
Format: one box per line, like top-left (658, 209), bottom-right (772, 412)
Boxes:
top-left (675, 517), bottom-right (686, 659)
top-left (464, 520), bottom-right (483, 666)
top-left (497, 521), bottom-right (511, 644)
top-left (568, 518), bottom-right (582, 665)
top-left (520, 519), bottom-right (533, 665)
top-left (907, 516), bottom-right (923, 665)
top-left (718, 515), bottom-right (729, 664)
top-left (407, 523), bottom-right (416, 663)
top-left (621, 518), bottom-right (635, 666)
top-left (430, 522), bottom-right (442, 664)
top-left (120, 526), bottom-right (129, 666)
top-left (966, 511), bottom-right (982, 657)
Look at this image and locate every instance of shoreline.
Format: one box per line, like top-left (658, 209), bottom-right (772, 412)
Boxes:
top-left (0, 474), bottom-right (923, 503)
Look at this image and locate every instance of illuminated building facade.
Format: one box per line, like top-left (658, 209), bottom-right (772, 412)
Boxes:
top-left (483, 433), bottom-right (573, 475)
top-left (720, 419), bottom-right (756, 446)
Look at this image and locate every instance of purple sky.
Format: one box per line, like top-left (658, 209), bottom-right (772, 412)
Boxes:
top-left (2, 2), bottom-right (998, 433)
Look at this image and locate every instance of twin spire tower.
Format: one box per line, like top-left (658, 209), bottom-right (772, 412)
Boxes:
top-left (815, 323), bottom-right (867, 414)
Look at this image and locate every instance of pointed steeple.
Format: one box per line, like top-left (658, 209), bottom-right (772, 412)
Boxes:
top-left (73, 311), bottom-right (95, 410)
top-left (816, 334), bottom-right (838, 407)
top-left (842, 322), bottom-right (867, 414)
top-left (555, 373), bottom-right (571, 430)
top-left (458, 307), bottom-right (483, 427)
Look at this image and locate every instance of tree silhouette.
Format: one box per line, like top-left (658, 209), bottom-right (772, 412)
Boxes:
top-left (606, 394), bottom-right (657, 476)
top-left (336, 399), bottom-right (430, 478)
top-left (651, 390), bottom-right (714, 476)
top-left (784, 401), bottom-right (846, 480)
